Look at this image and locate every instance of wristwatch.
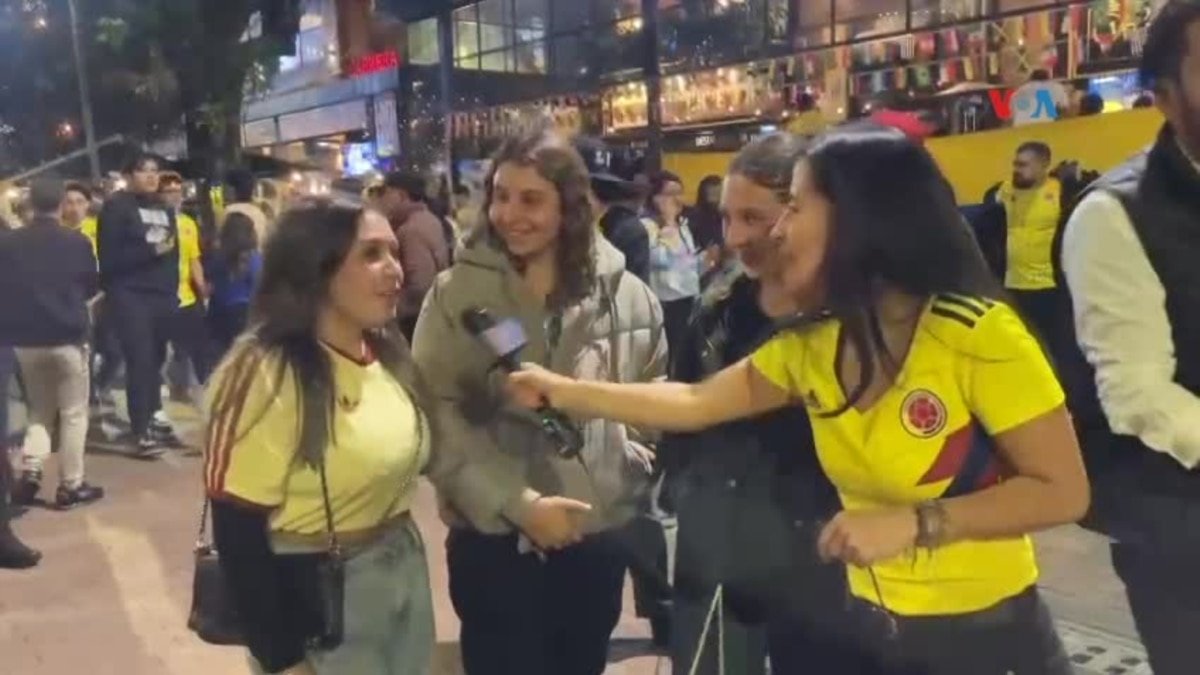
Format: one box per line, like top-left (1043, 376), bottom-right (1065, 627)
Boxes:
top-left (914, 500), bottom-right (947, 549)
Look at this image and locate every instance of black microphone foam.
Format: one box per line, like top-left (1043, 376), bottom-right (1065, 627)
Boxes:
top-left (461, 306), bottom-right (527, 370)
top-left (461, 306), bottom-right (496, 336)
top-left (459, 306), bottom-right (583, 459)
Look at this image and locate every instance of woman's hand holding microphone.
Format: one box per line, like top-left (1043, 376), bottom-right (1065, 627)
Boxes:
top-left (508, 364), bottom-right (924, 566)
top-left (506, 365), bottom-right (593, 551)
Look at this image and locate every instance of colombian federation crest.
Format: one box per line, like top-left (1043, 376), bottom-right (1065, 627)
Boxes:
top-left (900, 389), bottom-right (947, 438)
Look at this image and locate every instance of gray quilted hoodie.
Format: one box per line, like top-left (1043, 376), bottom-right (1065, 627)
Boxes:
top-left (411, 231), bottom-right (667, 535)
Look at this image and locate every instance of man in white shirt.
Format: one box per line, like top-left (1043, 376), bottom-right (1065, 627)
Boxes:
top-left (1010, 69), bottom-right (1071, 126)
top-left (1060, 3), bottom-right (1200, 673)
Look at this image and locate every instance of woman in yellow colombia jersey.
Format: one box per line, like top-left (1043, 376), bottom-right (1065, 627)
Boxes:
top-left (204, 204), bottom-right (457, 675)
top-left (506, 124), bottom-right (1089, 675)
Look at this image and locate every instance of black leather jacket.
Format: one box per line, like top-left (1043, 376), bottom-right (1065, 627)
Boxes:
top-left (660, 264), bottom-right (841, 621)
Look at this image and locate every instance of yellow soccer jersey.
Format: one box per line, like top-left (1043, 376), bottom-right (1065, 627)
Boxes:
top-left (751, 294), bottom-right (1064, 616)
top-left (204, 344), bottom-right (428, 536)
top-left (177, 213), bottom-right (200, 308)
top-left (79, 217), bottom-right (98, 259)
top-left (998, 178), bottom-right (1061, 291)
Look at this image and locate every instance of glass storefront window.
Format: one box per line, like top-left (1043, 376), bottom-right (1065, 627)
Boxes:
top-left (514, 0), bottom-right (549, 32)
top-left (480, 49), bottom-right (512, 72)
top-left (555, 1), bottom-right (592, 31)
top-left (767, 0), bottom-right (789, 41)
top-left (407, 18), bottom-right (439, 65)
top-left (454, 5), bottom-right (480, 60)
top-left (911, 0), bottom-right (985, 29)
top-left (478, 0), bottom-right (515, 52)
top-left (836, 0), bottom-right (908, 39)
top-left (480, 22), bottom-right (512, 52)
top-left (594, 19), bottom-right (645, 73)
top-left (793, 0), bottom-right (832, 47)
top-left (514, 41), bottom-right (548, 73)
top-left (595, 0), bottom-right (643, 23)
top-left (551, 33), bottom-right (588, 78)
top-left (457, 54), bottom-right (481, 71)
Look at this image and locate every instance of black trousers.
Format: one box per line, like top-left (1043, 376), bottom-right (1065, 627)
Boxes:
top-left (160, 303), bottom-right (213, 386)
top-left (91, 301), bottom-right (123, 394)
top-left (1111, 542), bottom-right (1200, 675)
top-left (672, 546), bottom-right (868, 675)
top-left (447, 529), bottom-right (627, 675)
top-left (1007, 289), bottom-right (1069, 356)
top-left (0, 346), bottom-right (12, 447)
top-left (207, 303), bottom-right (249, 361)
top-left (860, 586), bottom-right (1071, 675)
top-left (0, 347), bottom-right (15, 532)
top-left (661, 297), bottom-right (697, 367)
top-left (673, 592), bottom-right (874, 675)
top-left (108, 291), bottom-right (176, 436)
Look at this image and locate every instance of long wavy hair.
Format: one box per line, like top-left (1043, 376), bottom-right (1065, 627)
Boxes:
top-left (470, 130), bottom-right (597, 309)
top-left (218, 212), bottom-right (259, 281)
top-left (801, 123), bottom-right (1009, 416)
top-left (209, 203), bottom-right (434, 466)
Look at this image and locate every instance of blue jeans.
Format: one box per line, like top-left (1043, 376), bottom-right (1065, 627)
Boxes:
top-left (251, 519), bottom-right (435, 675)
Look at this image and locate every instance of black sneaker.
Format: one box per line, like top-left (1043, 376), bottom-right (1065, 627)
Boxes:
top-left (55, 483), bottom-right (105, 510)
top-left (132, 434), bottom-right (166, 460)
top-left (150, 419), bottom-right (184, 448)
top-left (12, 471), bottom-right (41, 506)
top-left (0, 531), bottom-right (41, 569)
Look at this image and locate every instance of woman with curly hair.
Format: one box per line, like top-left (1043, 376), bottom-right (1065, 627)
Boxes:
top-left (411, 129), bottom-right (667, 675)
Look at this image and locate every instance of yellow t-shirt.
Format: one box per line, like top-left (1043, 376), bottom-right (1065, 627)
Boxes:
top-left (998, 179), bottom-right (1061, 291)
top-left (203, 344), bottom-right (428, 536)
top-left (750, 295), bottom-right (1064, 616)
top-left (79, 217), bottom-right (98, 259)
top-left (177, 213), bottom-right (201, 308)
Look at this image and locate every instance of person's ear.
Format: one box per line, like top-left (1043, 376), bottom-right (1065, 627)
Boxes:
top-left (1154, 81), bottom-right (1181, 123)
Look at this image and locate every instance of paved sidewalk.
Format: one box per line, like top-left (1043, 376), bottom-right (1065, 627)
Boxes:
top-left (1, 399), bottom-right (1147, 674)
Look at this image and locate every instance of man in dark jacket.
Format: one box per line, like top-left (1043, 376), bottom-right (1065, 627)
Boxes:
top-left (0, 213), bottom-right (43, 569)
top-left (380, 171), bottom-right (452, 341)
top-left (1059, 4), bottom-right (1200, 673)
top-left (0, 179), bottom-right (103, 512)
top-left (97, 153), bottom-right (179, 457)
top-left (574, 137), bottom-right (650, 282)
top-left (0, 346), bottom-right (40, 568)
top-left (662, 134), bottom-right (854, 674)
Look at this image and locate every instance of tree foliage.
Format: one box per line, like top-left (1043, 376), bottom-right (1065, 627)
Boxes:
top-left (93, 0), bottom-right (289, 171)
top-left (0, 0), bottom-right (295, 175)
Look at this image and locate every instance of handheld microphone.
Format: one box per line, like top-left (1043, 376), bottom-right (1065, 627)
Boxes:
top-left (461, 307), bottom-right (584, 459)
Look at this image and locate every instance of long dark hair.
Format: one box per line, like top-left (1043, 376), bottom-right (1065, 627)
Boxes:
top-left (472, 130), bottom-right (596, 309)
top-left (695, 174), bottom-right (722, 210)
top-left (642, 170), bottom-right (683, 227)
top-left (804, 123), bottom-right (1004, 415)
top-left (210, 203), bottom-right (434, 466)
top-left (218, 212), bottom-right (259, 280)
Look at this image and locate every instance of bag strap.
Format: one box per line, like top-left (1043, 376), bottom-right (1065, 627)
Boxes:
top-left (316, 459), bottom-right (341, 557)
top-left (687, 584), bottom-right (726, 675)
top-left (194, 461), bottom-right (341, 558)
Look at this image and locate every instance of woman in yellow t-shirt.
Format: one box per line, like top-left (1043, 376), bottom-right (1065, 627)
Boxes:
top-left (203, 204), bottom-right (456, 675)
top-left (506, 124), bottom-right (1088, 675)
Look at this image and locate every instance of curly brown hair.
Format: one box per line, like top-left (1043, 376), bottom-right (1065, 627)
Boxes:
top-left (475, 130), bottom-right (597, 309)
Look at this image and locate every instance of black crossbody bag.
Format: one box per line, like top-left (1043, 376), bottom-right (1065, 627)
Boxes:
top-left (187, 460), bottom-right (344, 650)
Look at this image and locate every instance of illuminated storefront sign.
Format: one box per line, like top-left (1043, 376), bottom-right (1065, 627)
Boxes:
top-left (347, 51), bottom-right (401, 77)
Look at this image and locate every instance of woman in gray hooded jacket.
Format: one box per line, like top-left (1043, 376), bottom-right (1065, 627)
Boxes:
top-left (411, 130), bottom-right (667, 675)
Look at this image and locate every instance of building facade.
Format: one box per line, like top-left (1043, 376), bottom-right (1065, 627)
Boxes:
top-left (242, 0), bottom-right (1158, 178)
